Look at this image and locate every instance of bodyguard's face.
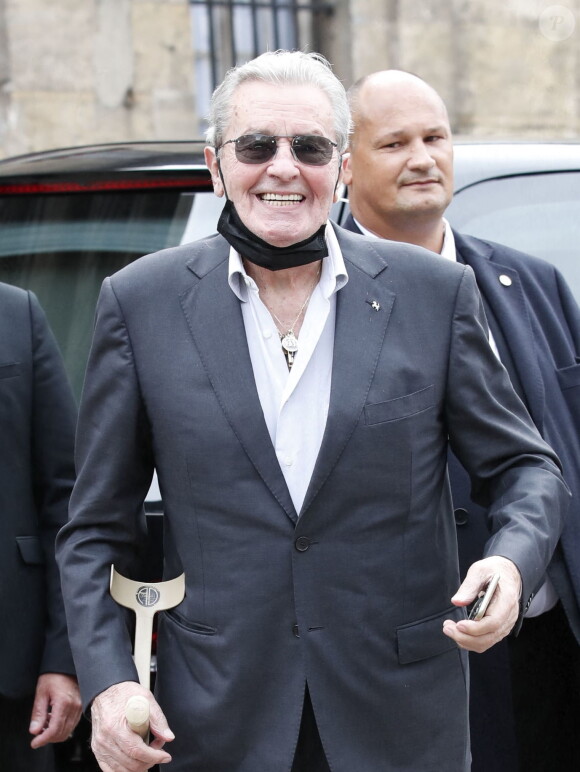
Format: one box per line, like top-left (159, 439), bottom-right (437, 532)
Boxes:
top-left (205, 81), bottom-right (342, 248)
top-left (343, 77), bottom-right (454, 234)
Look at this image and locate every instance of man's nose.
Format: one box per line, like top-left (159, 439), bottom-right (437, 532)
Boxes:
top-left (407, 140), bottom-right (436, 170)
top-left (266, 138), bottom-right (300, 178)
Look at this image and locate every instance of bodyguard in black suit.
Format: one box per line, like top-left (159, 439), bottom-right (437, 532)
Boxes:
top-left (0, 282), bottom-right (81, 770)
top-left (343, 69), bottom-right (580, 772)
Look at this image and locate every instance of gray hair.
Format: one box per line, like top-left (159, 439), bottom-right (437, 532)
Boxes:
top-left (206, 50), bottom-right (351, 153)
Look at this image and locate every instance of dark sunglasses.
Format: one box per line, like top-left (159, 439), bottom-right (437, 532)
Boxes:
top-left (219, 133), bottom-right (338, 166)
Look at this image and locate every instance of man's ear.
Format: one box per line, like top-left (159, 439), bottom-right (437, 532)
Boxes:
top-left (204, 146), bottom-right (224, 198)
top-left (341, 152), bottom-right (353, 187)
top-left (332, 152), bottom-right (349, 203)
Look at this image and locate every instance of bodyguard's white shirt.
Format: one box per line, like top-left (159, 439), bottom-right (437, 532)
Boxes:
top-left (354, 216), bottom-right (556, 616)
top-left (228, 223), bottom-right (348, 514)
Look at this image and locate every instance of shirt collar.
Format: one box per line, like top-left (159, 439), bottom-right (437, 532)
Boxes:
top-left (353, 216), bottom-right (457, 262)
top-left (439, 219), bottom-right (457, 262)
top-left (228, 222), bottom-right (349, 302)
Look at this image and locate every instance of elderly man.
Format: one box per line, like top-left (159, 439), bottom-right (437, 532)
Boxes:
top-left (57, 51), bottom-right (568, 772)
top-left (342, 70), bottom-right (580, 772)
top-left (0, 282), bottom-right (81, 771)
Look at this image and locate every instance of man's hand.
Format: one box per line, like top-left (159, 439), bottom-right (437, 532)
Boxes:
top-left (29, 673), bottom-right (82, 748)
top-left (442, 556), bottom-right (522, 653)
top-left (91, 681), bottom-right (174, 771)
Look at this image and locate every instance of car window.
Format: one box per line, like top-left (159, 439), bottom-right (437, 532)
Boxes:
top-left (0, 189), bottom-right (222, 399)
top-left (446, 171), bottom-right (580, 301)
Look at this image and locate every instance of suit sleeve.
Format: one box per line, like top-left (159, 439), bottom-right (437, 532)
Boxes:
top-left (445, 267), bottom-right (570, 611)
top-left (56, 278), bottom-right (154, 709)
top-left (28, 292), bottom-right (78, 676)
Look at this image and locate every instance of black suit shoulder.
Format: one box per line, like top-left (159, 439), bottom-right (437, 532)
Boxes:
top-left (453, 231), bottom-right (566, 284)
top-left (0, 281), bottom-right (38, 345)
top-left (453, 230), bottom-right (580, 342)
top-left (0, 282), bottom-right (76, 697)
top-left (0, 279), bottom-right (29, 307)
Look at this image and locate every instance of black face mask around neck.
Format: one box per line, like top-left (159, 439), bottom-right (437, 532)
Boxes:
top-left (217, 199), bottom-right (328, 271)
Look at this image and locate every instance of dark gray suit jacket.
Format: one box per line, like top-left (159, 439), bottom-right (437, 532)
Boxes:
top-left (0, 283), bottom-right (76, 699)
top-left (57, 225), bottom-right (568, 772)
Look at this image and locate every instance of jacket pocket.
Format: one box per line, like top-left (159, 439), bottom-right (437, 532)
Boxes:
top-left (16, 536), bottom-right (45, 565)
top-left (557, 362), bottom-right (580, 416)
top-left (365, 385), bottom-right (435, 426)
top-left (164, 609), bottom-right (217, 636)
top-left (0, 362), bottom-right (21, 380)
top-left (396, 605), bottom-right (464, 664)
top-left (557, 361), bottom-right (580, 389)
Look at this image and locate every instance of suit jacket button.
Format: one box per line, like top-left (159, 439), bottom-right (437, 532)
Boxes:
top-left (295, 536), bottom-right (311, 552)
top-left (292, 624), bottom-right (300, 637)
top-left (454, 508), bottom-right (469, 526)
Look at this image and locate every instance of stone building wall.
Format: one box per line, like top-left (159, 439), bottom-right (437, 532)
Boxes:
top-left (0, 0), bottom-right (197, 159)
top-left (326, 0), bottom-right (580, 138)
top-left (0, 0), bottom-right (578, 160)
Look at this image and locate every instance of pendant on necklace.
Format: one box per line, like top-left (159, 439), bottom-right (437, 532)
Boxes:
top-left (280, 332), bottom-right (299, 354)
top-left (280, 332), bottom-right (298, 371)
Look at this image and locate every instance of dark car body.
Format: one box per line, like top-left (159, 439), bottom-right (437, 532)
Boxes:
top-left (0, 142), bottom-right (214, 399)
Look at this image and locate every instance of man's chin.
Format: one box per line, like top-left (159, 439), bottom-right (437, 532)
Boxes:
top-left (255, 224), bottom-right (323, 249)
top-left (397, 198), bottom-right (447, 218)
top-left (256, 232), bottom-right (298, 248)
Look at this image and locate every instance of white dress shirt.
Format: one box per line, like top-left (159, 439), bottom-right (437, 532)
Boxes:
top-left (228, 223), bottom-right (348, 514)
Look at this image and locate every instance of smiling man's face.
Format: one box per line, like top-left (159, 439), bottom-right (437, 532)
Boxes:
top-left (205, 80), bottom-right (342, 248)
top-left (343, 73), bottom-right (455, 237)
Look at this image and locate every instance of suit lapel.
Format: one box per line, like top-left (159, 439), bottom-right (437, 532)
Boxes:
top-left (179, 239), bottom-right (298, 522)
top-left (301, 228), bottom-right (395, 515)
top-left (454, 231), bottom-right (545, 431)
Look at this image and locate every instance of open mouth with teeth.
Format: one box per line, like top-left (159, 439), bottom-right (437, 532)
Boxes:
top-left (260, 193), bottom-right (304, 206)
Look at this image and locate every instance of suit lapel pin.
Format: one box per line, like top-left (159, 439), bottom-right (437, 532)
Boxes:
top-left (367, 300), bottom-right (381, 311)
top-left (499, 274), bottom-right (512, 287)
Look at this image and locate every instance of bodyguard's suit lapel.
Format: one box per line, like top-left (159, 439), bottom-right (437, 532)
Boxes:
top-left (301, 227), bottom-right (394, 515)
top-left (454, 231), bottom-right (546, 431)
top-left (180, 238), bottom-right (298, 522)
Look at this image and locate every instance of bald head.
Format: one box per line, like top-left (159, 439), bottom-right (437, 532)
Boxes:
top-left (348, 71), bottom-right (450, 143)
top-left (343, 70), bottom-right (454, 251)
